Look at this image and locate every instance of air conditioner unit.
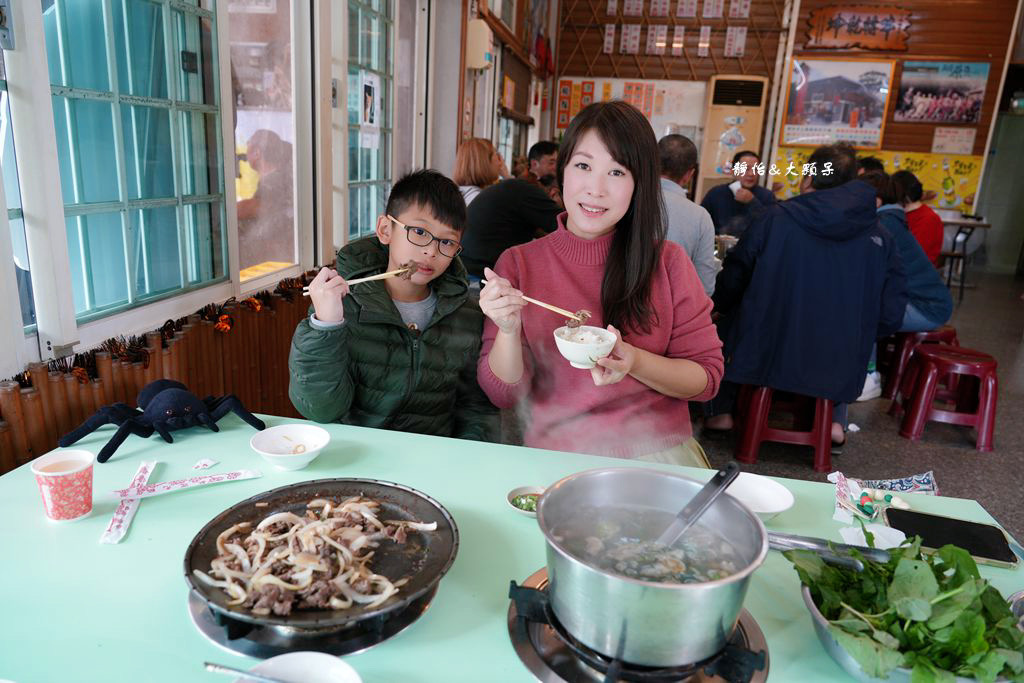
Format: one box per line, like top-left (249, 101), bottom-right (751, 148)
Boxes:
top-left (466, 19), bottom-right (494, 70)
top-left (695, 75), bottom-right (769, 203)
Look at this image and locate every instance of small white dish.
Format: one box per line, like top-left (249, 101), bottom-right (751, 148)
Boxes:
top-left (725, 472), bottom-right (795, 522)
top-left (553, 325), bottom-right (616, 369)
top-left (507, 486), bottom-right (545, 517)
top-left (250, 424), bottom-right (330, 471)
top-left (235, 651), bottom-right (361, 683)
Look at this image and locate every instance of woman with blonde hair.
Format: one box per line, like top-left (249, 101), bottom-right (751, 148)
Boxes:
top-left (454, 138), bottom-right (508, 206)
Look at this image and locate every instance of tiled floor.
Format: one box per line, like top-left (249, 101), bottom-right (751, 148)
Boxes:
top-left (701, 271), bottom-right (1024, 541)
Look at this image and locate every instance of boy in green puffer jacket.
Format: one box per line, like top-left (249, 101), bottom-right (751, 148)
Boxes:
top-left (288, 170), bottom-right (498, 441)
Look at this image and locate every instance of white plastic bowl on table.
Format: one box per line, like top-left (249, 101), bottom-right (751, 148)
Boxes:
top-left (724, 472), bottom-right (795, 522)
top-left (249, 424), bottom-right (330, 471)
top-left (552, 325), bottom-right (616, 369)
top-left (234, 651), bottom-right (361, 683)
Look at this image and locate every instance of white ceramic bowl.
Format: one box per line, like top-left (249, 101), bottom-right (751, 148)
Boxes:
top-left (250, 424), bottom-right (330, 471)
top-left (725, 472), bottom-right (795, 522)
top-left (553, 325), bottom-right (616, 369)
top-left (507, 486), bottom-right (545, 517)
top-left (234, 651), bottom-right (361, 683)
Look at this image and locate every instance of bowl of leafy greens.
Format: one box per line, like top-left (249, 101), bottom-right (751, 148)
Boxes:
top-left (788, 535), bottom-right (1024, 682)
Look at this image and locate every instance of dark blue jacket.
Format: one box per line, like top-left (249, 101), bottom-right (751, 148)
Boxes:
top-left (712, 180), bottom-right (907, 403)
top-left (701, 183), bottom-right (776, 236)
top-left (877, 205), bottom-right (953, 325)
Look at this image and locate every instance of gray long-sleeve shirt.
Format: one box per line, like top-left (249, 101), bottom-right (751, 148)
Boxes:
top-left (660, 177), bottom-right (718, 296)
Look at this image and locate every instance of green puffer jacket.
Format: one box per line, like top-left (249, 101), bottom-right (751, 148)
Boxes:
top-left (288, 236), bottom-right (498, 441)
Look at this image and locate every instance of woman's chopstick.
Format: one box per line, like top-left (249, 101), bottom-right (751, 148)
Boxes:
top-left (302, 267), bottom-right (411, 296)
top-left (481, 279), bottom-right (585, 321)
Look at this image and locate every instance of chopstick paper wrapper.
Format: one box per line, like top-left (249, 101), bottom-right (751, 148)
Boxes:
top-left (101, 460), bottom-right (157, 544)
top-left (112, 469), bottom-right (262, 500)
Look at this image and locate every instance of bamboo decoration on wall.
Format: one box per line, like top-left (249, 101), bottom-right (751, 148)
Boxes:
top-left (0, 272), bottom-right (318, 473)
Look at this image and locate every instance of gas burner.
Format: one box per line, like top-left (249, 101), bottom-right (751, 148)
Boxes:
top-left (507, 569), bottom-right (769, 683)
top-left (188, 585), bottom-right (437, 659)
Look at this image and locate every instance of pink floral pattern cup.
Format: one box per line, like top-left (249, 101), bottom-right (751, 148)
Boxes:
top-left (30, 450), bottom-right (94, 522)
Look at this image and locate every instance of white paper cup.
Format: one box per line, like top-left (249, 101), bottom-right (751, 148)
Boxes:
top-left (30, 450), bottom-right (95, 521)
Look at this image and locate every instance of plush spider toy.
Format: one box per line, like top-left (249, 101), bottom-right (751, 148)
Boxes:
top-left (59, 379), bottom-right (266, 463)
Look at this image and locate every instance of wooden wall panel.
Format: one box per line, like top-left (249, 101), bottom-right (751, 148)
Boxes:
top-left (557, 0), bottom-right (786, 83)
top-left (793, 0), bottom-right (1021, 155)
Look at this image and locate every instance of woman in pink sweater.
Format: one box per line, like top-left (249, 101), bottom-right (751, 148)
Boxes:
top-left (477, 101), bottom-right (724, 465)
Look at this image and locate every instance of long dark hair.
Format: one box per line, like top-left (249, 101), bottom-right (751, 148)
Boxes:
top-left (556, 101), bottom-right (664, 334)
top-left (890, 170), bottom-right (924, 205)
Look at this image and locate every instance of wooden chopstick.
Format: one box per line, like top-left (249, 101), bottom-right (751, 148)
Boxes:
top-left (302, 267), bottom-right (411, 296)
top-left (480, 279), bottom-right (584, 321)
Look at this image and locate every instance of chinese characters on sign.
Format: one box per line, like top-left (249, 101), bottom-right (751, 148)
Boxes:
top-left (806, 6), bottom-right (911, 51)
top-left (698, 26), bottom-right (712, 56)
top-left (647, 25), bottom-right (669, 55)
top-left (729, 0), bottom-right (751, 18)
top-left (604, 24), bottom-right (616, 54)
top-left (677, 0), bottom-right (698, 18)
top-left (703, 0), bottom-right (724, 18)
top-left (672, 25), bottom-right (686, 56)
top-left (724, 26), bottom-right (747, 57)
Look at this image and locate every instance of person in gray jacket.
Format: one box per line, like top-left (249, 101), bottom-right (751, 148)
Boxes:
top-left (658, 135), bottom-right (717, 296)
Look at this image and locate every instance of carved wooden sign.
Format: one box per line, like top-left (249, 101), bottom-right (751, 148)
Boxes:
top-left (806, 6), bottom-right (911, 51)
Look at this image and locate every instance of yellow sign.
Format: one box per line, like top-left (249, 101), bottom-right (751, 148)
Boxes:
top-left (774, 146), bottom-right (982, 211)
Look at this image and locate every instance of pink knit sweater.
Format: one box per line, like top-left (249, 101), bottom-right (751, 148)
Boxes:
top-left (477, 216), bottom-right (724, 459)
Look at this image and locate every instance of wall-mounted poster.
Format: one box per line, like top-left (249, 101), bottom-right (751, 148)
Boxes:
top-left (360, 71), bottom-right (380, 148)
top-left (781, 57), bottom-right (895, 149)
top-left (894, 62), bottom-right (989, 124)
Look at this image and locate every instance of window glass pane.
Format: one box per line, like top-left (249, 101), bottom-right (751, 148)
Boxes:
top-left (66, 212), bottom-right (129, 314)
top-left (43, 0), bottom-right (110, 91)
top-left (348, 128), bottom-right (359, 181)
top-left (348, 185), bottom-right (360, 240)
top-left (230, 0), bottom-right (296, 275)
top-left (349, 6), bottom-right (359, 62)
top-left (53, 96), bottom-right (120, 204)
top-left (184, 202), bottom-right (221, 283)
top-left (347, 66), bottom-right (361, 125)
top-left (10, 217), bottom-right (35, 326)
top-left (122, 104), bottom-right (175, 200)
top-left (133, 206), bottom-right (181, 296)
top-left (175, 10), bottom-right (215, 105)
top-left (360, 12), bottom-right (379, 71)
top-left (113, 0), bottom-right (168, 99)
top-left (2, 93), bottom-right (21, 213)
top-left (181, 112), bottom-right (217, 195)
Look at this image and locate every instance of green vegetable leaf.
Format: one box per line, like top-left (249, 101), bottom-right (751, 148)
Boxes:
top-left (888, 558), bottom-right (939, 621)
top-left (785, 549), bottom-right (826, 583)
top-left (995, 648), bottom-right (1024, 674)
top-left (962, 650), bottom-right (1006, 683)
top-left (927, 579), bottom-right (980, 630)
top-left (910, 659), bottom-right (956, 683)
top-left (949, 611), bottom-right (988, 657)
top-left (828, 626), bottom-right (904, 679)
top-left (830, 618), bottom-right (872, 633)
top-left (933, 545), bottom-right (980, 586)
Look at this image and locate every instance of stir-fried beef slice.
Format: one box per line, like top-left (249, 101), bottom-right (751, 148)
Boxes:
top-left (297, 580), bottom-right (334, 609)
top-left (250, 584), bottom-right (295, 616)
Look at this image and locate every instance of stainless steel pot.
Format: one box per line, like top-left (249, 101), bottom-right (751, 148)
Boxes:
top-left (536, 467), bottom-right (768, 667)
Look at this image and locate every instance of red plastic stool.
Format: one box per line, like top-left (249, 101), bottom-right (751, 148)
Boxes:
top-left (734, 386), bottom-right (834, 473)
top-left (894, 345), bottom-right (997, 451)
top-left (881, 325), bottom-right (959, 400)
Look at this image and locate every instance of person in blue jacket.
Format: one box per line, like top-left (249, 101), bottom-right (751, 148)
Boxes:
top-left (705, 143), bottom-right (907, 445)
top-left (853, 170), bottom-right (953, 400)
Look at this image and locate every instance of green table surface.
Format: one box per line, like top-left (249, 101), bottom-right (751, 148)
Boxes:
top-left (1, 414), bottom-right (1021, 683)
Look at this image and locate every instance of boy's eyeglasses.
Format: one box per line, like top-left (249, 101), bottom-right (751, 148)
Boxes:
top-left (386, 215), bottom-right (463, 258)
